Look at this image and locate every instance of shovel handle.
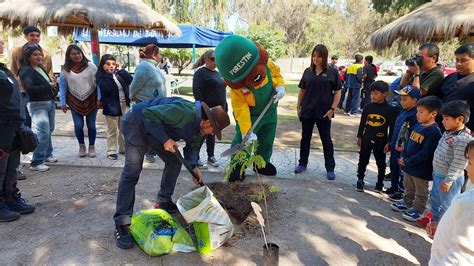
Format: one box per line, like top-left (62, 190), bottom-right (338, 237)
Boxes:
top-left (173, 146), bottom-right (204, 186)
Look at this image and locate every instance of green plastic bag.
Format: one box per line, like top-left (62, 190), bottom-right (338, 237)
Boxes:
top-left (130, 209), bottom-right (196, 256)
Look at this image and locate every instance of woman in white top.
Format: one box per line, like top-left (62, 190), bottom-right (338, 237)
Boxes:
top-left (59, 45), bottom-right (98, 157)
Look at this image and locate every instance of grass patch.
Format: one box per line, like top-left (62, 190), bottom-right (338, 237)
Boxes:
top-left (176, 86), bottom-right (193, 96)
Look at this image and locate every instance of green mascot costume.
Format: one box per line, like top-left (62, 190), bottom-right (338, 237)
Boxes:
top-left (215, 35), bottom-right (285, 181)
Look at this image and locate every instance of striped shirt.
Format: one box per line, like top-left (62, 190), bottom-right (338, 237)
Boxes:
top-left (433, 127), bottom-right (473, 184)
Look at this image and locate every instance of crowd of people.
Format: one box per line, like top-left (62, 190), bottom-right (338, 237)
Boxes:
top-left (0, 25), bottom-right (473, 263)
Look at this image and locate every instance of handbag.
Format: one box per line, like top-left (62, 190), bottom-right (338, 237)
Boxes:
top-left (17, 126), bottom-right (39, 154)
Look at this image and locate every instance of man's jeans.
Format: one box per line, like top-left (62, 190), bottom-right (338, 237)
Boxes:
top-left (344, 87), bottom-right (361, 114)
top-left (27, 100), bottom-right (55, 166)
top-left (71, 109), bottom-right (97, 145)
top-left (430, 171), bottom-right (464, 222)
top-left (0, 149), bottom-right (20, 200)
top-left (113, 118), bottom-right (182, 227)
top-left (390, 148), bottom-right (404, 192)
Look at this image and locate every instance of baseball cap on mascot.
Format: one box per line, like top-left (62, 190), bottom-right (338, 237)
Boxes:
top-left (215, 35), bottom-right (260, 83)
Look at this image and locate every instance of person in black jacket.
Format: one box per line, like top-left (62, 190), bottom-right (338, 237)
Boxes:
top-left (19, 44), bottom-right (58, 172)
top-left (356, 81), bottom-right (398, 192)
top-left (95, 54), bottom-right (133, 160)
top-left (191, 50), bottom-right (228, 167)
top-left (0, 39), bottom-right (36, 221)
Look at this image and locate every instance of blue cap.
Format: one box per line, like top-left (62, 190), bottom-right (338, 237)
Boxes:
top-left (395, 85), bottom-right (421, 99)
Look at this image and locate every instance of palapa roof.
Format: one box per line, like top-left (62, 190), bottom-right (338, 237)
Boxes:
top-left (0, 0), bottom-right (181, 36)
top-left (371, 0), bottom-right (474, 50)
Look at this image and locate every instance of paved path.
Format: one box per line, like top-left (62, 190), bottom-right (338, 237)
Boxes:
top-left (23, 135), bottom-right (385, 190)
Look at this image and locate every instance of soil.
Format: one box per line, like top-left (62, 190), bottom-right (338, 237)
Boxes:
top-left (206, 182), bottom-right (275, 226)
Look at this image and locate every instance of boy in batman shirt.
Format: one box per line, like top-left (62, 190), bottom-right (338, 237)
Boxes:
top-left (356, 81), bottom-right (398, 192)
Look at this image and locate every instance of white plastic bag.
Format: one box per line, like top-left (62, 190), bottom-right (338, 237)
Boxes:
top-left (177, 186), bottom-right (234, 254)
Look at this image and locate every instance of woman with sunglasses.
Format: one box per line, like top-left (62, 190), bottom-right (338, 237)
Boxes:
top-left (19, 44), bottom-right (58, 172)
top-left (129, 43), bottom-right (167, 163)
top-left (191, 50), bottom-right (228, 167)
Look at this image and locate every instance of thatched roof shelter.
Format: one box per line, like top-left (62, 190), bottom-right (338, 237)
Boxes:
top-left (0, 0), bottom-right (181, 36)
top-left (371, 0), bottom-right (474, 50)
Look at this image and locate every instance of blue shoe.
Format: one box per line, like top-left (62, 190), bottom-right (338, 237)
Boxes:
top-left (391, 200), bottom-right (408, 212)
top-left (294, 165), bottom-right (307, 174)
top-left (402, 208), bottom-right (421, 222)
top-left (327, 171), bottom-right (336, 180)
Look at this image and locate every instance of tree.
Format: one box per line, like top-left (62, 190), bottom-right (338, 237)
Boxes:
top-left (161, 48), bottom-right (194, 74)
top-left (238, 24), bottom-right (286, 60)
top-left (371, 0), bottom-right (430, 14)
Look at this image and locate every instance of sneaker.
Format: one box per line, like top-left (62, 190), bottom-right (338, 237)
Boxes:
top-left (294, 164), bottom-right (307, 174)
top-left (145, 155), bottom-right (155, 163)
top-left (384, 172), bottom-right (392, 181)
top-left (416, 216), bottom-right (431, 229)
top-left (343, 112), bottom-right (350, 115)
top-left (16, 169), bottom-right (26, 180)
top-left (349, 113), bottom-right (361, 117)
top-left (79, 144), bottom-right (87, 157)
top-left (107, 154), bottom-right (118, 160)
top-left (197, 160), bottom-right (208, 169)
top-left (391, 200), bottom-right (408, 212)
top-left (0, 202), bottom-right (20, 222)
top-left (115, 225), bottom-right (134, 249)
top-left (327, 171), bottom-right (336, 180)
top-left (403, 208), bottom-right (421, 222)
top-left (30, 164), bottom-right (49, 172)
top-left (88, 145), bottom-right (96, 158)
top-left (389, 192), bottom-right (403, 202)
top-left (45, 156), bottom-right (58, 163)
top-left (374, 182), bottom-right (384, 192)
top-left (384, 187), bottom-right (397, 196)
top-left (207, 156), bottom-right (219, 167)
top-left (154, 201), bottom-right (178, 214)
top-left (356, 180), bottom-right (365, 192)
top-left (6, 195), bottom-right (35, 214)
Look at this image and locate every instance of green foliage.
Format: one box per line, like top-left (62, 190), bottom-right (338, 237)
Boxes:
top-left (268, 185), bottom-right (282, 194)
top-left (161, 48), bottom-right (194, 74)
top-left (238, 24), bottom-right (286, 60)
top-left (223, 141), bottom-right (266, 182)
top-left (371, 0), bottom-right (430, 14)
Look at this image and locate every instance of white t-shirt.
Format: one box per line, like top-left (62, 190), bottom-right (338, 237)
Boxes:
top-left (429, 187), bottom-right (474, 265)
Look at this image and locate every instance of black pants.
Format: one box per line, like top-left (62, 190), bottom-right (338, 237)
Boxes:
top-left (298, 117), bottom-right (335, 172)
top-left (357, 138), bottom-right (386, 184)
top-left (0, 126), bottom-right (21, 201)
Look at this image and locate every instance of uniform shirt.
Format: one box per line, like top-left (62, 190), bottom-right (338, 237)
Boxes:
top-left (299, 66), bottom-right (342, 120)
top-left (193, 67), bottom-right (227, 111)
top-left (401, 123), bottom-right (442, 180)
top-left (357, 101), bottom-right (398, 143)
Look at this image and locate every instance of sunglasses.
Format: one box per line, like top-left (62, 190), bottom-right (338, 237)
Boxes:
top-left (209, 57), bottom-right (215, 62)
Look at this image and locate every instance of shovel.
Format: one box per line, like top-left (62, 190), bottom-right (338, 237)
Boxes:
top-left (173, 147), bottom-right (205, 187)
top-left (221, 97), bottom-right (275, 157)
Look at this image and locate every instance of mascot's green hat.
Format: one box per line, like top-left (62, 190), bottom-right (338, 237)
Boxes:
top-left (215, 35), bottom-right (260, 83)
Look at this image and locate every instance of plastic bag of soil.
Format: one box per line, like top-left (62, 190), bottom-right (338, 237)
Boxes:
top-left (130, 209), bottom-right (196, 256)
top-left (177, 186), bottom-right (234, 254)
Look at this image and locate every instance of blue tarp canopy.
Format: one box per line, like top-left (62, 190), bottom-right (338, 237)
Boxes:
top-left (73, 25), bottom-right (233, 48)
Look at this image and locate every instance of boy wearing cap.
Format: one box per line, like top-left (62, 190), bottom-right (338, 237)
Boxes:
top-left (356, 81), bottom-right (398, 192)
top-left (392, 96), bottom-right (442, 222)
top-left (385, 85), bottom-right (421, 201)
top-left (113, 97), bottom-right (230, 249)
top-left (422, 101), bottom-right (472, 235)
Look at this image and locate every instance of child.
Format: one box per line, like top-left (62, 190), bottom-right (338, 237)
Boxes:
top-left (391, 96), bottom-right (442, 222)
top-left (429, 141), bottom-right (474, 265)
top-left (95, 54), bottom-right (133, 160)
top-left (356, 81), bottom-right (398, 192)
top-left (422, 101), bottom-right (472, 233)
top-left (385, 85), bottom-right (421, 201)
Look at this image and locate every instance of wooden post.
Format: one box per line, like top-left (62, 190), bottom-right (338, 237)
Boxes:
top-left (90, 27), bottom-right (100, 66)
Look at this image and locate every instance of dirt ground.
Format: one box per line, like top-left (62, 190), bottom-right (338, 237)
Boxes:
top-left (1, 166), bottom-right (431, 265)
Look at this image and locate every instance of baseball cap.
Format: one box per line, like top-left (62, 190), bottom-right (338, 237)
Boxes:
top-left (395, 85), bottom-right (421, 99)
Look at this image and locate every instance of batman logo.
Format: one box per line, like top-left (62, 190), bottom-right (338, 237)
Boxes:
top-left (367, 114), bottom-right (386, 127)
